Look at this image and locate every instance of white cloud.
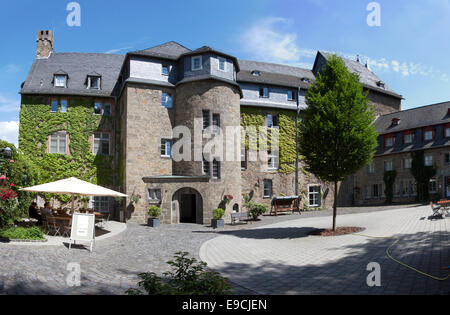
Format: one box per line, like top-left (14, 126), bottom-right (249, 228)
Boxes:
top-left (0, 121), bottom-right (19, 147)
top-left (4, 64), bottom-right (20, 73)
top-left (0, 94), bottom-right (20, 113)
top-left (104, 46), bottom-right (133, 54)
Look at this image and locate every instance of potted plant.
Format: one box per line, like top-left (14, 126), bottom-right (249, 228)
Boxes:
top-left (211, 208), bottom-right (225, 229)
top-left (223, 195), bottom-right (234, 205)
top-left (131, 194), bottom-right (142, 205)
top-left (148, 205), bottom-right (162, 227)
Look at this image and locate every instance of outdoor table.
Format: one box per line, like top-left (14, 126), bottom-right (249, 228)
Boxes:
top-left (436, 201), bottom-right (450, 216)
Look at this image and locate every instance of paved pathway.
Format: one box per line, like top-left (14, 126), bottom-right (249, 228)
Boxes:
top-left (200, 205), bottom-right (450, 295)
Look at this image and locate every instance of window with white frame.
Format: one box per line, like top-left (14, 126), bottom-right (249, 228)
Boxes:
top-left (424, 130), bottom-right (433, 141)
top-left (162, 64), bottom-right (170, 76)
top-left (372, 183), bottom-right (383, 198)
top-left (148, 189), bottom-right (161, 202)
top-left (365, 186), bottom-right (371, 199)
top-left (88, 76), bottom-right (101, 90)
top-left (446, 128), bottom-right (450, 138)
top-left (308, 185), bottom-right (321, 207)
top-left (54, 75), bottom-right (67, 88)
top-left (287, 89), bottom-right (296, 101)
top-left (429, 178), bottom-right (437, 193)
top-left (403, 158), bottom-right (412, 169)
top-left (267, 114), bottom-right (278, 128)
top-left (162, 93), bottom-right (173, 109)
top-left (161, 139), bottom-right (171, 157)
top-left (49, 131), bottom-right (67, 154)
top-left (241, 147), bottom-right (247, 171)
top-left (267, 151), bottom-right (279, 171)
top-left (408, 180), bottom-right (416, 196)
top-left (367, 162), bottom-right (375, 174)
top-left (384, 160), bottom-right (393, 171)
top-left (218, 57), bottom-right (226, 71)
top-left (91, 196), bottom-right (110, 213)
top-left (60, 99), bottom-right (68, 113)
top-left (404, 133), bottom-right (413, 144)
top-left (192, 56), bottom-right (202, 71)
top-left (94, 102), bottom-right (102, 115)
top-left (93, 133), bottom-right (110, 156)
top-left (263, 179), bottom-right (273, 198)
top-left (425, 155), bottom-right (433, 166)
top-left (385, 136), bottom-right (394, 147)
top-left (259, 87), bottom-right (269, 98)
top-left (51, 100), bottom-right (59, 112)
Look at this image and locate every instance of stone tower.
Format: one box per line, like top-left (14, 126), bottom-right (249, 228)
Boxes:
top-left (36, 30), bottom-right (54, 59)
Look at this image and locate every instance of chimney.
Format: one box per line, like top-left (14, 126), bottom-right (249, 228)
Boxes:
top-left (36, 30), bottom-right (54, 59)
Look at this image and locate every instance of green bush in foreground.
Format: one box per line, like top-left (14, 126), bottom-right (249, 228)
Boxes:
top-left (245, 202), bottom-right (268, 220)
top-left (212, 208), bottom-right (225, 220)
top-left (126, 252), bottom-right (232, 295)
top-left (0, 226), bottom-right (44, 240)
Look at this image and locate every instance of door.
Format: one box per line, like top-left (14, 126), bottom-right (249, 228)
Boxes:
top-left (180, 194), bottom-right (196, 223)
top-left (445, 177), bottom-right (450, 198)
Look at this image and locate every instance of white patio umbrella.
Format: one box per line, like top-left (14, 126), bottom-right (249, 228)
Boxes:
top-left (20, 177), bottom-right (127, 211)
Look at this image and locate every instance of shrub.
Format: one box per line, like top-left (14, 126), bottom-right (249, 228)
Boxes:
top-left (0, 188), bottom-right (19, 227)
top-left (148, 205), bottom-right (162, 218)
top-left (213, 208), bottom-right (225, 220)
top-left (245, 202), bottom-right (268, 220)
top-left (126, 252), bottom-right (232, 295)
top-left (0, 226), bottom-right (44, 240)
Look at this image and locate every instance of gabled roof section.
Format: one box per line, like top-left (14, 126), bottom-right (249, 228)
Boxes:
top-left (375, 101), bottom-right (450, 135)
top-left (237, 60), bottom-right (315, 89)
top-left (129, 41), bottom-right (191, 60)
top-left (21, 52), bottom-right (124, 97)
top-left (313, 51), bottom-right (402, 99)
top-left (180, 46), bottom-right (241, 72)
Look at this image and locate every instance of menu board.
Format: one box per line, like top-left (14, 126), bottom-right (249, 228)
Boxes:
top-left (70, 213), bottom-right (95, 247)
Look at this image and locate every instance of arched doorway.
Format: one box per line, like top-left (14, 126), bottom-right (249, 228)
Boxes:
top-left (172, 188), bottom-right (203, 224)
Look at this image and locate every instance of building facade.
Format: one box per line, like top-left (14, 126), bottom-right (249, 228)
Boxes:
top-left (19, 30), bottom-right (402, 224)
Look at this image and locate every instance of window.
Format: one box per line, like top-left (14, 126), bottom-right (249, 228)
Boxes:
top-left (408, 180), bottom-right (417, 196)
top-left (212, 159), bottom-right (221, 179)
top-left (367, 163), bottom-right (375, 174)
top-left (403, 158), bottom-right (412, 169)
top-left (425, 155), bottom-right (433, 166)
top-left (267, 114), bottom-right (279, 128)
top-left (385, 136), bottom-right (394, 147)
top-left (259, 87), bottom-right (269, 98)
top-left (263, 179), bottom-right (273, 198)
top-left (287, 90), bottom-right (296, 101)
top-left (308, 186), bottom-right (321, 207)
top-left (88, 76), bottom-right (101, 90)
top-left (372, 184), bottom-right (380, 198)
top-left (192, 56), bottom-right (202, 71)
top-left (202, 156), bottom-right (210, 176)
top-left (218, 57), bottom-right (226, 71)
top-left (162, 64), bottom-right (170, 76)
top-left (202, 110), bottom-right (210, 130)
top-left (384, 160), bottom-right (393, 171)
top-left (445, 153), bottom-right (450, 164)
top-left (446, 128), bottom-right (450, 138)
top-left (60, 99), bottom-right (68, 113)
top-left (148, 189), bottom-right (161, 202)
top-left (424, 130), bottom-right (434, 141)
top-left (49, 132), bottom-right (67, 154)
top-left (268, 151), bottom-right (279, 171)
top-left (93, 133), bottom-right (110, 156)
top-left (212, 113), bottom-right (220, 132)
top-left (94, 102), bottom-right (102, 115)
top-left (365, 186), bottom-right (371, 200)
top-left (51, 100), bottom-right (59, 113)
top-left (162, 93), bottom-right (173, 109)
top-left (104, 104), bottom-right (111, 116)
top-left (241, 147), bottom-right (247, 171)
top-left (404, 133), bottom-right (413, 144)
top-left (92, 196), bottom-right (110, 212)
top-left (429, 179), bottom-right (437, 194)
top-left (54, 75), bottom-right (67, 88)
top-left (161, 139), bottom-right (171, 157)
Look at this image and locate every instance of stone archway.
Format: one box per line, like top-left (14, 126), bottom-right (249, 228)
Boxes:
top-left (172, 188), bottom-right (203, 224)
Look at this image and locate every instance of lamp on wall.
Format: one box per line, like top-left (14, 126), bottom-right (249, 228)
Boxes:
top-left (255, 179), bottom-right (260, 187)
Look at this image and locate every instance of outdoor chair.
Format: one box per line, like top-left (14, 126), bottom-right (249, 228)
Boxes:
top-left (430, 202), bottom-right (444, 217)
top-left (45, 215), bottom-right (61, 236)
top-left (59, 218), bottom-right (72, 238)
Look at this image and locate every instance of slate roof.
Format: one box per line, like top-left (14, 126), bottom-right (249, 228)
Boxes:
top-left (21, 52), bottom-right (125, 97)
top-left (129, 41), bottom-right (191, 60)
top-left (375, 101), bottom-right (450, 135)
top-left (316, 51), bottom-right (402, 99)
top-left (180, 46), bottom-right (240, 72)
top-left (237, 60), bottom-right (315, 89)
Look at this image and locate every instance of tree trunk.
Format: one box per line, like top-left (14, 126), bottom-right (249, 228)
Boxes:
top-left (333, 181), bottom-right (338, 231)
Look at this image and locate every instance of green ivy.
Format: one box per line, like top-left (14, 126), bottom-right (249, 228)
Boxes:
top-left (19, 96), bottom-right (114, 203)
top-left (240, 107), bottom-right (301, 174)
top-left (383, 170), bottom-right (397, 204)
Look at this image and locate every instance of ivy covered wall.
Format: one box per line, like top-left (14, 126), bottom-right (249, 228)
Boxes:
top-left (19, 95), bottom-right (115, 202)
top-left (240, 107), bottom-right (301, 174)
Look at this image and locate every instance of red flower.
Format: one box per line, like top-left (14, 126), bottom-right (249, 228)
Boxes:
top-left (10, 184), bottom-right (14, 187)
top-left (0, 175), bottom-right (5, 180)
top-left (9, 160), bottom-right (14, 163)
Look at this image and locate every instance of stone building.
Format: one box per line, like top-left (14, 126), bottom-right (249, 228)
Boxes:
top-left (353, 101), bottom-right (450, 205)
top-left (19, 30), bottom-right (401, 224)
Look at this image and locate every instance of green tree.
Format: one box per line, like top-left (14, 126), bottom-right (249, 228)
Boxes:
top-left (383, 170), bottom-right (397, 204)
top-left (299, 55), bottom-right (378, 231)
top-left (410, 150), bottom-right (436, 201)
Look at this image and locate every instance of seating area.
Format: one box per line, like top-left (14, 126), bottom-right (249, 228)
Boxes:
top-left (270, 196), bottom-right (301, 216)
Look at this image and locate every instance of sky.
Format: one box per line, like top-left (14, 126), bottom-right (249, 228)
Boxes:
top-left (2, 0), bottom-right (450, 147)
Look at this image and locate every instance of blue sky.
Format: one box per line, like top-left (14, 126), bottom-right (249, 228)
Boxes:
top-left (2, 0), bottom-right (450, 146)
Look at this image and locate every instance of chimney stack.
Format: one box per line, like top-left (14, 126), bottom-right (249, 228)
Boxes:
top-left (36, 30), bottom-right (54, 59)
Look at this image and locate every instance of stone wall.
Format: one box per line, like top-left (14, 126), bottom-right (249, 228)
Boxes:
top-left (368, 90), bottom-right (402, 116)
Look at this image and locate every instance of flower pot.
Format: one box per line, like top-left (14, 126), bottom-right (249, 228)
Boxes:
top-left (148, 218), bottom-right (160, 228)
top-left (211, 219), bottom-right (224, 229)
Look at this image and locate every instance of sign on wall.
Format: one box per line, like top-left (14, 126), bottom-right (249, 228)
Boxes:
top-left (69, 213), bottom-right (95, 252)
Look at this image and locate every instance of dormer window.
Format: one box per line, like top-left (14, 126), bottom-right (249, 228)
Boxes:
top-left (301, 77), bottom-right (310, 83)
top-left (385, 135), bottom-right (394, 147)
top-left (54, 74), bottom-right (67, 88)
top-left (391, 118), bottom-right (400, 126)
top-left (377, 81), bottom-right (385, 89)
top-left (88, 76), bottom-right (101, 90)
top-left (218, 57), bottom-right (226, 71)
top-left (192, 56), bottom-right (202, 71)
top-left (251, 70), bottom-right (261, 76)
top-left (162, 64), bottom-right (170, 76)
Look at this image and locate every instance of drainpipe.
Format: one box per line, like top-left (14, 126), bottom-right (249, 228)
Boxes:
top-left (295, 88), bottom-right (300, 197)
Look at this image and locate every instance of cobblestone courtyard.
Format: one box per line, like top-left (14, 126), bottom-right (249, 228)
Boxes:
top-left (0, 204), bottom-right (448, 294)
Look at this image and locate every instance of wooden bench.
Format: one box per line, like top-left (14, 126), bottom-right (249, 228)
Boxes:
top-left (231, 212), bottom-right (250, 225)
top-left (270, 196), bottom-right (301, 216)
